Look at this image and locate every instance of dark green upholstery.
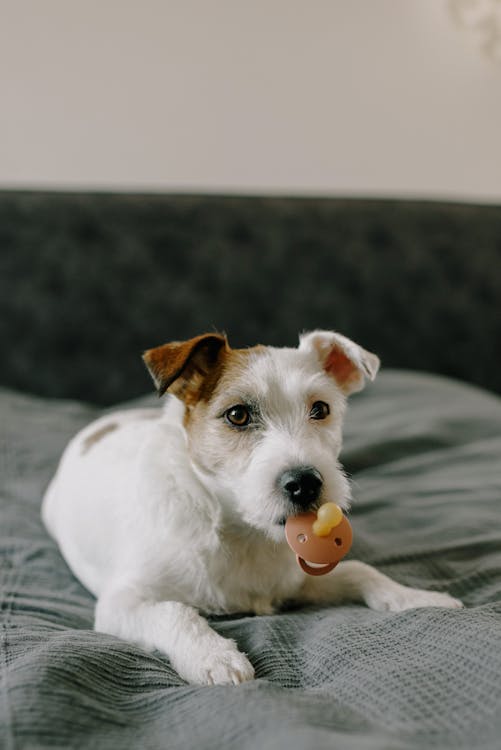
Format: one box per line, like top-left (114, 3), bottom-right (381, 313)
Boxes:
top-left (1, 191), bottom-right (500, 404)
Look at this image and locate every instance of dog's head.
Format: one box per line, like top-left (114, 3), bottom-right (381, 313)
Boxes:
top-left (143, 331), bottom-right (379, 541)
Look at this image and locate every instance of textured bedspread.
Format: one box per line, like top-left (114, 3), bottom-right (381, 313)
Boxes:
top-left (1, 371), bottom-right (501, 749)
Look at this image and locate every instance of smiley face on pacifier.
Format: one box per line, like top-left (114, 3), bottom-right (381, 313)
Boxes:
top-left (284, 502), bottom-right (353, 576)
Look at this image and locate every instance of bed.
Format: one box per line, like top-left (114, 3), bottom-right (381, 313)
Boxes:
top-left (1, 191), bottom-right (500, 749)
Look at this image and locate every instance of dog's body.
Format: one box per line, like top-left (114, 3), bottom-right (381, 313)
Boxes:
top-left (42, 331), bottom-right (462, 685)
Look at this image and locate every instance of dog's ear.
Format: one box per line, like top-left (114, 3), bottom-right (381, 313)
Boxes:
top-left (142, 333), bottom-right (229, 400)
top-left (299, 330), bottom-right (380, 395)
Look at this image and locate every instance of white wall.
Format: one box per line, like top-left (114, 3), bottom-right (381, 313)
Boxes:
top-left (1, 0), bottom-right (500, 202)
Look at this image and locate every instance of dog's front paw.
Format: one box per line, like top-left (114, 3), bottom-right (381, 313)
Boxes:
top-left (173, 639), bottom-right (255, 686)
top-left (366, 583), bottom-right (463, 613)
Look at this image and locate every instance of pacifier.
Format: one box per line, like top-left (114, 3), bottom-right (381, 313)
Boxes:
top-left (284, 502), bottom-right (353, 576)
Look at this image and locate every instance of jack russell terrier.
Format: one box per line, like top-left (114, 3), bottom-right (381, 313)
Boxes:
top-left (42, 330), bottom-right (462, 685)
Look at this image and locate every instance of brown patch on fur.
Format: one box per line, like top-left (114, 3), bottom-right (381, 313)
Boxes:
top-left (143, 332), bottom-right (267, 430)
top-left (81, 422), bottom-right (118, 454)
top-left (143, 334), bottom-right (228, 399)
top-left (182, 345), bottom-right (266, 428)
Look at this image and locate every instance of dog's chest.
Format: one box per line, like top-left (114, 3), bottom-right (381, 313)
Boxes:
top-left (199, 530), bottom-right (303, 615)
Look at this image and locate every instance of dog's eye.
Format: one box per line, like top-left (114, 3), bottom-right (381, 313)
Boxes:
top-left (310, 401), bottom-right (330, 420)
top-left (225, 405), bottom-right (251, 428)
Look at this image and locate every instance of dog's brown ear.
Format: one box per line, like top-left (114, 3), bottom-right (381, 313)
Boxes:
top-left (142, 333), bottom-right (229, 400)
top-left (299, 330), bottom-right (380, 395)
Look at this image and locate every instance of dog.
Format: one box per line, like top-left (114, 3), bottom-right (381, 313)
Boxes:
top-left (42, 330), bottom-right (462, 685)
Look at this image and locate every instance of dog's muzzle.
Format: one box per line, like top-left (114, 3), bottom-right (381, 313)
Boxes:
top-left (278, 466), bottom-right (323, 509)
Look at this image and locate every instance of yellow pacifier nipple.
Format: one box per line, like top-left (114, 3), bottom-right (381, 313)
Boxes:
top-left (312, 502), bottom-right (344, 537)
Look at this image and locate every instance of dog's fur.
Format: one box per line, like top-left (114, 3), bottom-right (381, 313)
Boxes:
top-left (42, 330), bottom-right (462, 685)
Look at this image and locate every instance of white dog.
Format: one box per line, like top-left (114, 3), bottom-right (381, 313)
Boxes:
top-left (42, 330), bottom-right (462, 685)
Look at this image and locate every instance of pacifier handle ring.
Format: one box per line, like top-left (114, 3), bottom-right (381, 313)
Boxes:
top-left (296, 556), bottom-right (338, 576)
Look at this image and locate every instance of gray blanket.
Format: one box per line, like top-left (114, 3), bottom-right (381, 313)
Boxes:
top-left (1, 371), bottom-right (501, 749)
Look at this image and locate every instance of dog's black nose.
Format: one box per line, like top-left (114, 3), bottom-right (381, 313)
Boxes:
top-left (279, 467), bottom-right (323, 508)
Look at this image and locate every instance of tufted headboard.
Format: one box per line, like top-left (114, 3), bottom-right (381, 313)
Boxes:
top-left (1, 191), bottom-right (500, 404)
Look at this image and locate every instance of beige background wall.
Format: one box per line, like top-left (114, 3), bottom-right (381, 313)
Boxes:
top-left (1, 0), bottom-right (500, 201)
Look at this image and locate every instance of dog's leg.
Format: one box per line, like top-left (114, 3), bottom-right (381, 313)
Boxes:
top-left (95, 586), bottom-right (255, 685)
top-left (298, 560), bottom-right (463, 612)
